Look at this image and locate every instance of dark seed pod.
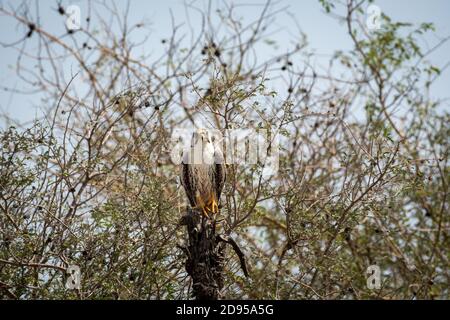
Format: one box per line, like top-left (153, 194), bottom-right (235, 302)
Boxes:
top-left (27, 23), bottom-right (35, 38)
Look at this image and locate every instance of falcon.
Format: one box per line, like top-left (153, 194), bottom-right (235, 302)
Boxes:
top-left (181, 129), bottom-right (226, 218)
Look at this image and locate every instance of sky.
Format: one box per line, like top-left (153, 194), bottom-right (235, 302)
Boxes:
top-left (0, 0), bottom-right (449, 127)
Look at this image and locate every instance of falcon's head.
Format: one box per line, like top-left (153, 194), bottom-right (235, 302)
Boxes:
top-left (188, 128), bottom-right (215, 164)
top-left (192, 128), bottom-right (213, 146)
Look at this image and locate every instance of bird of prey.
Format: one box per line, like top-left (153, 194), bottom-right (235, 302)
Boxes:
top-left (181, 129), bottom-right (226, 218)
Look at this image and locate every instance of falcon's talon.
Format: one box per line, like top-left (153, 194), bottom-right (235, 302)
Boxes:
top-left (211, 199), bottom-right (219, 214)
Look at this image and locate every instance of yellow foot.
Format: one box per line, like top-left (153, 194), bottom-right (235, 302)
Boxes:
top-left (193, 194), bottom-right (209, 218)
top-left (210, 199), bottom-right (219, 215)
top-left (193, 194), bottom-right (220, 219)
top-left (204, 198), bottom-right (219, 220)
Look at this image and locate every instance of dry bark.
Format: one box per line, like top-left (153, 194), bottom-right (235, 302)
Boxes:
top-left (180, 208), bottom-right (248, 300)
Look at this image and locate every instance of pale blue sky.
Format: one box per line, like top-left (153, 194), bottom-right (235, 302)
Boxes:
top-left (1, 0), bottom-right (449, 127)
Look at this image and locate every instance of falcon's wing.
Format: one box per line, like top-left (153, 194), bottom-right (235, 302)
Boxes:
top-left (181, 161), bottom-right (196, 207)
top-left (214, 149), bottom-right (226, 201)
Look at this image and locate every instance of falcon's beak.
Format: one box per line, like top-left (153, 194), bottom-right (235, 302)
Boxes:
top-left (192, 129), bottom-right (211, 144)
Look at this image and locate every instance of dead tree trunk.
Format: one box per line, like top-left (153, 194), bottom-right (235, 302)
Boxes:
top-left (179, 208), bottom-right (248, 300)
top-left (180, 209), bottom-right (224, 300)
